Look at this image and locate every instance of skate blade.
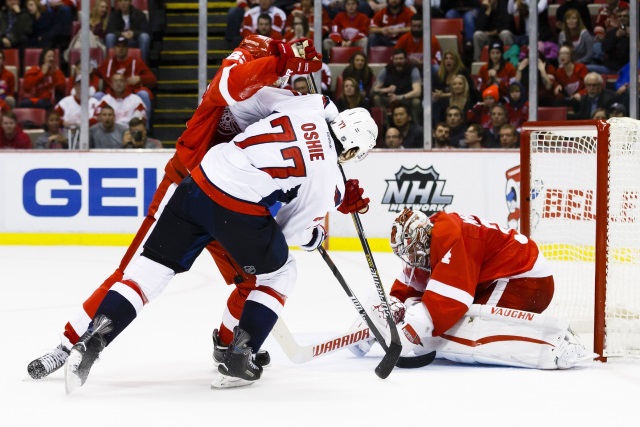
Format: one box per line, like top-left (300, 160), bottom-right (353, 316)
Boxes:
top-left (210, 372), bottom-right (255, 389)
top-left (64, 350), bottom-right (84, 395)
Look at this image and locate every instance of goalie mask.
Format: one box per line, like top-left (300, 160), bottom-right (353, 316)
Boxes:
top-left (390, 208), bottom-right (433, 270)
top-left (329, 107), bottom-right (377, 163)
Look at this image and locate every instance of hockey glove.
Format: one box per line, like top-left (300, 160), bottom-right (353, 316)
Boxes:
top-left (271, 38), bottom-right (323, 77)
top-left (300, 225), bottom-right (327, 251)
top-left (337, 179), bottom-right (370, 214)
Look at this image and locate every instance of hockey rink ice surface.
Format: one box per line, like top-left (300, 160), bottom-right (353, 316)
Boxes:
top-left (2, 246), bottom-right (639, 426)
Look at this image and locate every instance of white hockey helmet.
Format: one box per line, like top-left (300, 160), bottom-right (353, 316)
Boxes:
top-left (329, 107), bottom-right (377, 163)
top-left (390, 208), bottom-right (433, 270)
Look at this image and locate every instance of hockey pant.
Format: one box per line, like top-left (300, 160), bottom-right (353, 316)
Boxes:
top-left (63, 156), bottom-right (263, 348)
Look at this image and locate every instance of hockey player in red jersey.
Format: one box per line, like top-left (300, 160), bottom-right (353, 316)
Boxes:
top-left (352, 208), bottom-right (595, 369)
top-left (62, 89), bottom-right (378, 392)
top-left (26, 34), bottom-right (337, 380)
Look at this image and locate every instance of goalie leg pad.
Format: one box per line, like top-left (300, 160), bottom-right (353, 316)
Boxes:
top-left (432, 305), bottom-right (592, 369)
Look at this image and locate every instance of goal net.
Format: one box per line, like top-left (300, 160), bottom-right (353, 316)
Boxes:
top-left (520, 118), bottom-right (640, 359)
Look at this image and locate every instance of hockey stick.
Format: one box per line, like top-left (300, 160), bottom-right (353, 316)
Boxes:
top-left (271, 318), bottom-right (373, 364)
top-left (317, 247), bottom-right (436, 369)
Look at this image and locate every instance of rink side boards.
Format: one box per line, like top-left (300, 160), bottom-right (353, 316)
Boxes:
top-left (0, 150), bottom-right (520, 250)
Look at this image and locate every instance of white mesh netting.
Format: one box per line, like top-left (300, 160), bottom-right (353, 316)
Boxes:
top-left (527, 118), bottom-right (640, 358)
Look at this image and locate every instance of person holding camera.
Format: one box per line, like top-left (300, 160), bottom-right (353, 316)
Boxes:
top-left (89, 104), bottom-right (127, 149)
top-left (122, 117), bottom-right (161, 149)
top-left (588, 2), bottom-right (630, 74)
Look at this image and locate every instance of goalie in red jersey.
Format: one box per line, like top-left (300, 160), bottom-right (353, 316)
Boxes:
top-left (26, 35), bottom-right (371, 381)
top-left (351, 208), bottom-right (595, 370)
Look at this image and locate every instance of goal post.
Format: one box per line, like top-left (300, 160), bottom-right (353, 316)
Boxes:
top-left (520, 118), bottom-right (640, 360)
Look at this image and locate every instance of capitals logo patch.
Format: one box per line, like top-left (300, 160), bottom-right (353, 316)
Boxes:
top-left (381, 166), bottom-right (453, 215)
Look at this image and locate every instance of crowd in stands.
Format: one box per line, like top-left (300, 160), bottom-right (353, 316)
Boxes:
top-left (2, 0), bottom-right (638, 150)
top-left (0, 0), bottom-right (160, 150)
top-left (222, 0), bottom-right (639, 150)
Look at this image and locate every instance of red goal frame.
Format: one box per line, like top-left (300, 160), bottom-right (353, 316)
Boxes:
top-left (520, 120), bottom-right (610, 361)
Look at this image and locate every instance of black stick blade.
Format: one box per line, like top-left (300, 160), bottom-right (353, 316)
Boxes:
top-left (396, 351), bottom-right (436, 369)
top-left (374, 341), bottom-right (402, 379)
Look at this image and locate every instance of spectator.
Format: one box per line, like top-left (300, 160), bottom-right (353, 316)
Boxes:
top-left (432, 122), bottom-right (451, 149)
top-left (557, 8), bottom-right (594, 65)
top-left (335, 76), bottom-right (371, 111)
top-left (241, 0), bottom-right (286, 40)
top-left (122, 116), bottom-right (162, 148)
top-left (283, 13), bottom-right (311, 42)
top-left (477, 39), bottom-right (516, 97)
top-left (467, 84), bottom-right (499, 129)
top-left (89, 104), bottom-right (127, 148)
top-left (485, 103), bottom-right (509, 147)
top-left (462, 123), bottom-right (484, 148)
top-left (368, 0), bottom-right (413, 48)
top-left (574, 72), bottom-right (616, 120)
top-left (105, 0), bottom-right (151, 62)
top-left (0, 110), bottom-right (30, 148)
top-left (90, 0), bottom-right (111, 42)
top-left (63, 0), bottom-right (108, 61)
top-left (0, 49), bottom-right (15, 107)
top-left (252, 13), bottom-right (283, 39)
top-left (384, 125), bottom-right (404, 148)
top-left (372, 48), bottom-right (422, 125)
top-left (289, 61), bottom-right (332, 95)
top-left (433, 74), bottom-right (474, 126)
top-left (20, 48), bottom-right (66, 110)
top-left (286, 0), bottom-right (330, 38)
top-left (341, 51), bottom-right (375, 99)
top-left (614, 59), bottom-right (640, 108)
top-left (99, 73), bottom-right (147, 126)
top-left (553, 43), bottom-right (587, 113)
top-left (432, 50), bottom-right (477, 104)
top-left (499, 123), bottom-right (519, 148)
top-left (324, 0), bottom-right (369, 59)
top-left (40, 0), bottom-right (73, 48)
top-left (591, 107), bottom-right (608, 120)
top-left (225, 0), bottom-right (259, 47)
top-left (593, 0), bottom-right (622, 62)
top-left (442, 0), bottom-right (482, 51)
top-left (389, 101), bottom-right (423, 148)
top-left (473, 0), bottom-right (514, 62)
top-left (516, 46), bottom-right (556, 106)
top-left (507, 0), bottom-right (554, 45)
top-left (394, 13), bottom-right (441, 75)
top-left (0, 0), bottom-right (33, 49)
top-left (608, 102), bottom-right (626, 118)
top-left (445, 105), bottom-right (466, 148)
top-left (292, 76), bottom-right (310, 94)
top-left (358, 0), bottom-right (388, 18)
top-left (55, 75), bottom-right (101, 130)
top-left (25, 0), bottom-right (55, 48)
top-left (504, 80), bottom-right (528, 130)
top-left (92, 36), bottom-right (157, 126)
top-left (555, 0), bottom-right (592, 33)
top-left (34, 109), bottom-right (67, 149)
top-left (590, 2), bottom-right (631, 74)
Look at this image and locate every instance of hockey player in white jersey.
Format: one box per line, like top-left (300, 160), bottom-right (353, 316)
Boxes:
top-left (64, 88), bottom-right (378, 392)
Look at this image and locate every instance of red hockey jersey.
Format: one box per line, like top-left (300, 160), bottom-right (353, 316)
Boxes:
top-left (390, 212), bottom-right (540, 336)
top-left (176, 37), bottom-right (283, 172)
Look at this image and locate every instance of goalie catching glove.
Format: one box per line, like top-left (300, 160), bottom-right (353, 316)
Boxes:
top-left (337, 179), bottom-right (370, 214)
top-left (270, 38), bottom-right (322, 77)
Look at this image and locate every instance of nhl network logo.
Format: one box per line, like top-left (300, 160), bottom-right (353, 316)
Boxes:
top-left (382, 165), bottom-right (453, 214)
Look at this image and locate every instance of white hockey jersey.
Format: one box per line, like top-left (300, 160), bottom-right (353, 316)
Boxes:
top-left (99, 93), bottom-right (147, 126)
top-left (193, 89), bottom-right (343, 247)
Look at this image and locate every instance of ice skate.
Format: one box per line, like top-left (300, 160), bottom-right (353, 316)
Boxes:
top-left (555, 330), bottom-right (597, 369)
top-left (64, 315), bottom-right (113, 394)
top-left (212, 328), bottom-right (270, 367)
top-left (211, 326), bottom-right (263, 389)
top-left (27, 344), bottom-right (70, 379)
